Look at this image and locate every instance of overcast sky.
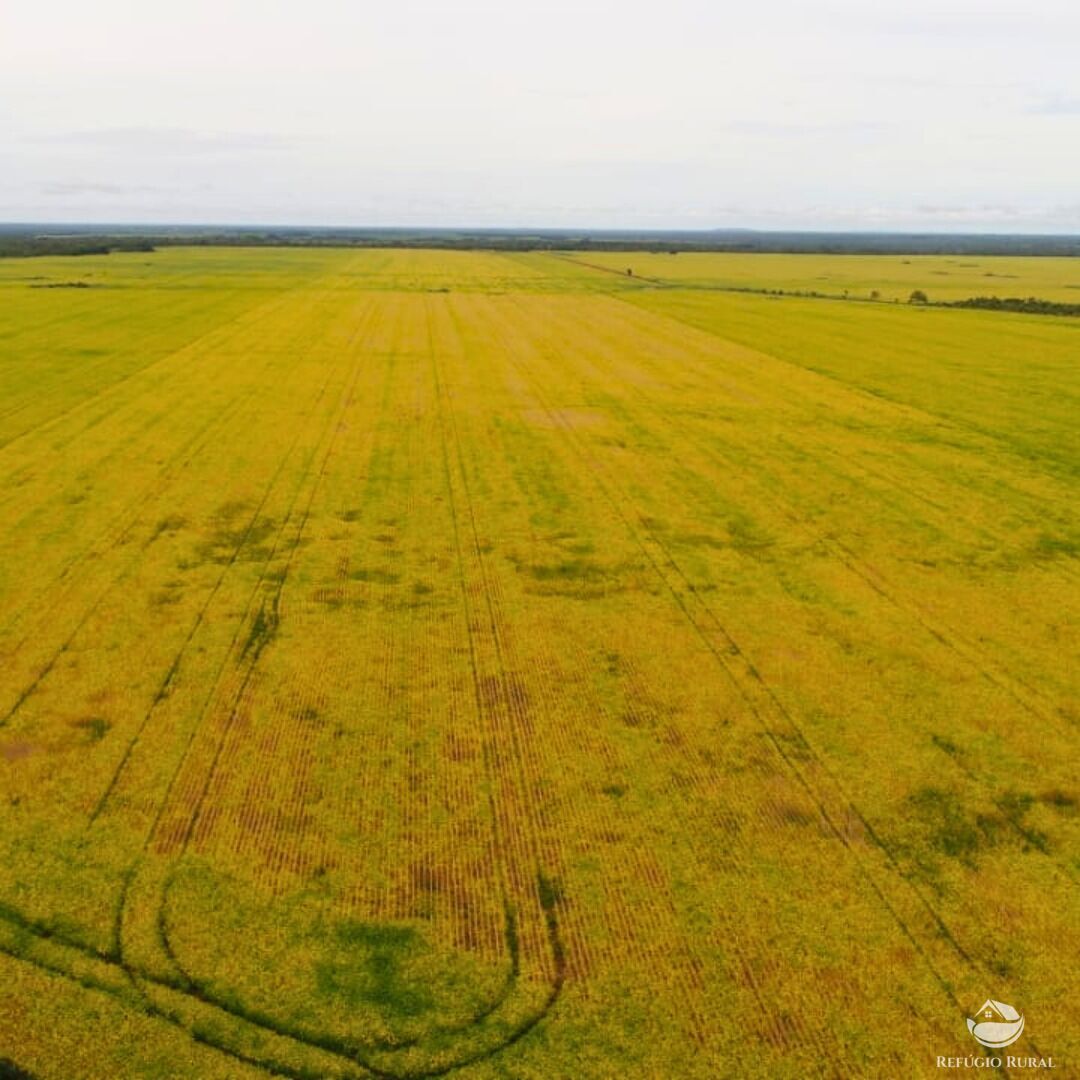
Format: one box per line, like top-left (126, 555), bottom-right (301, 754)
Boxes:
top-left (2, 0), bottom-right (1079, 231)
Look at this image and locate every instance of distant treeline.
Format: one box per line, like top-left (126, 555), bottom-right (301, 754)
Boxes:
top-left (944, 295), bottom-right (1080, 316)
top-left (0, 234), bottom-right (155, 258)
top-left (705, 285), bottom-right (1080, 318)
top-left (1, 224), bottom-right (1079, 258)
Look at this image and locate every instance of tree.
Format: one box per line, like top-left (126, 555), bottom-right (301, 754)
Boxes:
top-left (909, 289), bottom-right (929, 304)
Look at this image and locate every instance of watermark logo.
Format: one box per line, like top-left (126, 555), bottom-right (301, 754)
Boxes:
top-left (937, 998), bottom-right (1058, 1069)
top-left (967, 999), bottom-right (1025, 1050)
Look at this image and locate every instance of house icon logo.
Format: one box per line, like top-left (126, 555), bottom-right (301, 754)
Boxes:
top-left (967, 999), bottom-right (1025, 1049)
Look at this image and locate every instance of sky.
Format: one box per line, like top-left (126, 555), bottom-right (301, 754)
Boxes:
top-left (2, 0), bottom-right (1079, 231)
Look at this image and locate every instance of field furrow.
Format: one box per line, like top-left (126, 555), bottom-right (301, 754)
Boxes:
top-left (0, 247), bottom-right (1075, 1078)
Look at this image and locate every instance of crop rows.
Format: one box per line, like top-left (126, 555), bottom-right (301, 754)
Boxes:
top-left (0, 247), bottom-right (1075, 1078)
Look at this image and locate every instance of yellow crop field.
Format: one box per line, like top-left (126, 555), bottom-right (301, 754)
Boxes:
top-left (0, 247), bottom-right (1077, 1078)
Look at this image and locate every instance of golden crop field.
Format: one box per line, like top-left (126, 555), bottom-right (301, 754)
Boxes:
top-left (0, 247), bottom-right (1077, 1079)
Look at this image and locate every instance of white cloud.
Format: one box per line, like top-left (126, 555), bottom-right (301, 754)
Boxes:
top-left (1026, 93), bottom-right (1080, 116)
top-left (1, 0), bottom-right (1078, 229)
top-left (27, 128), bottom-right (301, 154)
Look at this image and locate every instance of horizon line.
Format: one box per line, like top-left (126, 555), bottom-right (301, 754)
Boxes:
top-left (2, 220), bottom-right (1080, 240)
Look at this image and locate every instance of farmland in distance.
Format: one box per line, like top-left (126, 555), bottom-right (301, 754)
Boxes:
top-left (566, 249), bottom-right (1080, 301)
top-left (0, 247), bottom-right (1077, 1078)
